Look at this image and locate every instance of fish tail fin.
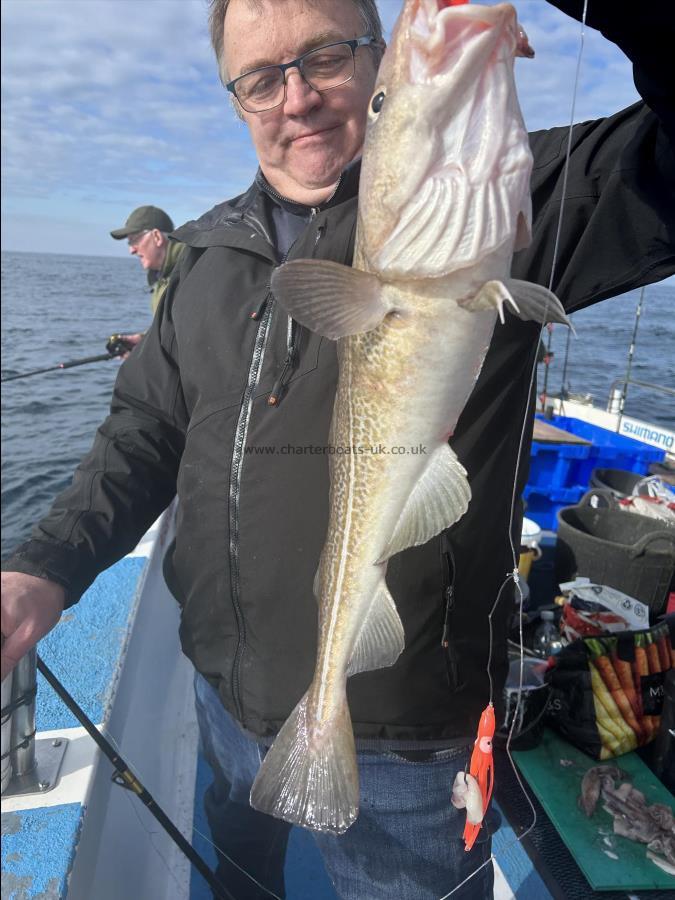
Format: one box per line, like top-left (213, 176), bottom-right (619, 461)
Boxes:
top-left (250, 690), bottom-right (359, 834)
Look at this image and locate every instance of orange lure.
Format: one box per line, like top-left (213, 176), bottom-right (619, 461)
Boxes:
top-left (463, 703), bottom-right (495, 851)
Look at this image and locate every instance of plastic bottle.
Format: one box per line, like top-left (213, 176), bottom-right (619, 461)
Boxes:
top-left (532, 610), bottom-right (563, 658)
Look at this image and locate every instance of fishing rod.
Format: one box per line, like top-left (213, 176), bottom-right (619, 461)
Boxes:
top-left (1, 335), bottom-right (134, 383)
top-left (617, 286), bottom-right (645, 419)
top-left (36, 655), bottom-right (234, 900)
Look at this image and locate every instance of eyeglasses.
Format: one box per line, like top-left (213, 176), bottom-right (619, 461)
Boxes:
top-left (127, 230), bottom-right (150, 247)
top-left (226, 35), bottom-right (381, 113)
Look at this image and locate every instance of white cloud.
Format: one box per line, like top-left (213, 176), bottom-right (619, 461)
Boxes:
top-left (0, 0), bottom-right (644, 255)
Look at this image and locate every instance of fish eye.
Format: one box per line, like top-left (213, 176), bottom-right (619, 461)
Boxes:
top-left (370, 91), bottom-right (385, 114)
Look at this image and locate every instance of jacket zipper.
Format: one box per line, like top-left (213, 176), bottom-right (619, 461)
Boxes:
top-left (267, 207), bottom-right (326, 406)
top-left (229, 204), bottom-right (329, 720)
top-left (229, 293), bottom-right (275, 722)
top-left (440, 534), bottom-right (460, 690)
top-left (268, 317), bottom-right (297, 406)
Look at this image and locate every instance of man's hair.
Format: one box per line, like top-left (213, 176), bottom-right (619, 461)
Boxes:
top-left (208, 0), bottom-right (384, 86)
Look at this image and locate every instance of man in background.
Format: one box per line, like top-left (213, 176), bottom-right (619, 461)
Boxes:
top-left (110, 205), bottom-right (184, 353)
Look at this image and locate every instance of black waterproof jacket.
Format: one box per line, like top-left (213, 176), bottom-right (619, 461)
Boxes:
top-left (5, 3), bottom-right (675, 745)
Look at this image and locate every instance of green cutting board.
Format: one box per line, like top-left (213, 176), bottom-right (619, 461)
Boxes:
top-left (512, 728), bottom-right (675, 891)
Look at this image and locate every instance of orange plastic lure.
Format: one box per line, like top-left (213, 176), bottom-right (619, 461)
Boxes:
top-left (463, 703), bottom-right (495, 852)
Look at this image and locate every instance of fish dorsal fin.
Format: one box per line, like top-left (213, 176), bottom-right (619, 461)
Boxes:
top-left (271, 259), bottom-right (391, 340)
top-left (378, 444), bottom-right (470, 563)
top-left (346, 579), bottom-right (405, 676)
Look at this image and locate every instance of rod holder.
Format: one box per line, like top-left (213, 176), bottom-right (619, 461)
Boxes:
top-left (11, 647), bottom-right (37, 777)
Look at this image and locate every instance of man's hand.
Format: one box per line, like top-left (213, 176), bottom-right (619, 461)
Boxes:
top-left (118, 333), bottom-right (144, 351)
top-left (106, 333), bottom-right (145, 361)
top-left (1, 573), bottom-right (65, 680)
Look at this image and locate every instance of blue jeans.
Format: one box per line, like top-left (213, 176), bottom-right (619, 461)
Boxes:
top-left (194, 673), bottom-right (496, 900)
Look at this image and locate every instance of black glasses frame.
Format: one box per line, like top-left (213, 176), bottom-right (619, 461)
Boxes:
top-left (226, 35), bottom-right (380, 113)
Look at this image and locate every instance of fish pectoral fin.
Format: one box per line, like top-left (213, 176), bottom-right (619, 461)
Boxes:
top-left (378, 444), bottom-right (470, 562)
top-left (459, 279), bottom-right (520, 324)
top-left (271, 259), bottom-right (391, 339)
top-left (505, 278), bottom-right (575, 332)
top-left (250, 691), bottom-right (359, 834)
top-left (346, 580), bottom-right (405, 676)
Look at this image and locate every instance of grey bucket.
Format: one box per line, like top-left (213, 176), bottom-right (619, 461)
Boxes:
top-left (590, 468), bottom-right (646, 498)
top-left (555, 490), bottom-right (675, 615)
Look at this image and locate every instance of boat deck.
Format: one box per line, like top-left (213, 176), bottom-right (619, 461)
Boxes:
top-left (2, 481), bottom-right (672, 898)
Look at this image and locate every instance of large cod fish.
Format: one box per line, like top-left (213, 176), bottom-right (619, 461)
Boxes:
top-left (251, 0), bottom-right (570, 833)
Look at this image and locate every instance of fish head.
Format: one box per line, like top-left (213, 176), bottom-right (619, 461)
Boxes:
top-left (358, 0), bottom-right (533, 280)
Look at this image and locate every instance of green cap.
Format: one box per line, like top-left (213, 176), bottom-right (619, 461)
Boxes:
top-left (110, 205), bottom-right (174, 240)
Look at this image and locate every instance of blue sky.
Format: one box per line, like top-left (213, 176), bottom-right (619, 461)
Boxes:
top-left (0, 0), bottom-right (653, 259)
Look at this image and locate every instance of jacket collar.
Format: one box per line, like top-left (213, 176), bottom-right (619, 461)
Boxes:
top-left (255, 158), bottom-right (361, 215)
top-left (172, 159), bottom-right (361, 259)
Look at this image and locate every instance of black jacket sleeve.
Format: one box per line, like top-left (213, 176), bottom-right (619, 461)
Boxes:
top-left (1, 259), bottom-right (191, 606)
top-left (512, 1), bottom-right (675, 311)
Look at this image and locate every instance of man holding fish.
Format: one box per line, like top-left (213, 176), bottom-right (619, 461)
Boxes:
top-left (2, 0), bottom-right (674, 897)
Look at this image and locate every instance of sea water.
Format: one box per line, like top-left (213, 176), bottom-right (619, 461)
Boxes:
top-left (1, 250), bottom-right (674, 556)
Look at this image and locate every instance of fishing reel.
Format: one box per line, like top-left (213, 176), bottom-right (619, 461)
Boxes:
top-left (105, 334), bottom-right (135, 357)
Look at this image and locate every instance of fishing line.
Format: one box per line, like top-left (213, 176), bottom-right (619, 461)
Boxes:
top-left (105, 755), bottom-right (188, 899)
top-left (542, 0), bottom-right (589, 415)
top-left (509, 0), bottom-right (589, 568)
top-left (438, 855), bottom-right (496, 900)
top-left (503, 0), bottom-right (589, 858)
top-left (100, 727), bottom-right (193, 897)
top-left (501, 0), bottom-right (589, 857)
top-left (438, 3), bottom-right (590, 896)
top-left (190, 825), bottom-right (283, 900)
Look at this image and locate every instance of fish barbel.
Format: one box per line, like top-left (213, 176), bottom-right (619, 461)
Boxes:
top-left (250, 0), bottom-right (570, 833)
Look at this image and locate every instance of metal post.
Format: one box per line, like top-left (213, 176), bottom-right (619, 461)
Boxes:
top-left (1, 672), bottom-right (13, 793)
top-left (10, 647), bottom-right (37, 777)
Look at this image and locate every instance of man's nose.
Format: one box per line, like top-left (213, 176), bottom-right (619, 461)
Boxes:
top-left (283, 68), bottom-right (322, 115)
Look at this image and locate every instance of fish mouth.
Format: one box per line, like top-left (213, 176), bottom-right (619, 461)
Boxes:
top-left (405, 0), bottom-right (517, 82)
top-left (359, 0), bottom-right (530, 279)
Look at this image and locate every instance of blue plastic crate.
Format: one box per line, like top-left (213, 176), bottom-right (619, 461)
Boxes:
top-left (523, 483), bottom-right (586, 531)
top-left (528, 439), bottom-right (590, 489)
top-left (541, 415), bottom-right (665, 486)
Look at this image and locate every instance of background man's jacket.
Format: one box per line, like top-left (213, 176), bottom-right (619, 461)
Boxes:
top-left (149, 239), bottom-right (185, 314)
